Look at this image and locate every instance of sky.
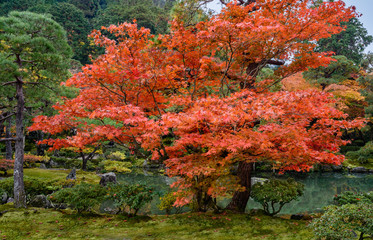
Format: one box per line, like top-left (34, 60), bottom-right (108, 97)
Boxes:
top-left (207, 0), bottom-right (373, 53)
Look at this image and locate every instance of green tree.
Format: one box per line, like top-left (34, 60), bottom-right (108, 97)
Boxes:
top-left (0, 0), bottom-right (56, 16)
top-left (93, 0), bottom-right (169, 34)
top-left (48, 3), bottom-right (92, 64)
top-left (316, 18), bottom-right (373, 64)
top-left (68, 0), bottom-right (101, 18)
top-left (251, 178), bottom-right (304, 216)
top-left (358, 74), bottom-right (373, 117)
top-left (361, 52), bottom-right (373, 73)
top-left (358, 74), bottom-right (373, 142)
top-left (303, 55), bottom-right (359, 90)
top-left (0, 11), bottom-right (72, 207)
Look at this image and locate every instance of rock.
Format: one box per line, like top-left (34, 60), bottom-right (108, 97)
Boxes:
top-left (350, 167), bottom-right (368, 173)
top-left (99, 172), bottom-right (117, 186)
top-left (368, 169), bottom-right (373, 174)
top-left (66, 167), bottom-right (77, 180)
top-left (49, 160), bottom-right (59, 168)
top-left (331, 164), bottom-right (343, 172)
top-left (321, 165), bottom-right (333, 172)
top-left (1, 192), bottom-right (7, 204)
top-left (39, 163), bottom-right (47, 169)
top-left (251, 177), bottom-right (268, 186)
top-left (54, 203), bottom-right (67, 210)
top-left (142, 159), bottom-right (148, 168)
top-left (290, 214), bottom-right (304, 220)
top-left (29, 195), bottom-right (53, 208)
top-left (6, 198), bottom-right (14, 204)
top-left (302, 214), bottom-right (313, 220)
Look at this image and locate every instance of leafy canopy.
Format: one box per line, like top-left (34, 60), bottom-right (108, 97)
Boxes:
top-left (31, 0), bottom-right (361, 206)
top-left (0, 11), bottom-right (73, 116)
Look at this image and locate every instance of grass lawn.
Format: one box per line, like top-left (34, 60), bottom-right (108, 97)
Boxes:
top-left (0, 204), bottom-right (314, 240)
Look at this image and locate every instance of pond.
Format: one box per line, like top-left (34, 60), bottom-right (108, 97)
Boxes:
top-left (112, 171), bottom-right (373, 215)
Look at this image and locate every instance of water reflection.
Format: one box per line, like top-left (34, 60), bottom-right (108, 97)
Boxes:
top-left (116, 171), bottom-right (373, 215)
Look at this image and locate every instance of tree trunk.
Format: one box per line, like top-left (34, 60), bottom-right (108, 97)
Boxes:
top-left (36, 131), bottom-right (44, 156)
top-left (81, 152), bottom-right (88, 171)
top-left (226, 161), bottom-right (253, 212)
top-left (226, 59), bottom-right (263, 212)
top-left (5, 115), bottom-right (13, 160)
top-left (14, 80), bottom-right (26, 208)
top-left (359, 232), bottom-right (364, 240)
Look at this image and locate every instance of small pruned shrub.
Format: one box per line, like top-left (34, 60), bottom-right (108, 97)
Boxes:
top-left (311, 203), bottom-right (373, 240)
top-left (346, 141), bottom-right (373, 164)
top-left (107, 151), bottom-right (126, 161)
top-left (158, 191), bottom-right (183, 214)
top-left (333, 191), bottom-right (373, 206)
top-left (105, 183), bottom-right (155, 216)
top-left (23, 154), bottom-right (43, 168)
top-left (251, 178), bottom-right (304, 216)
top-left (99, 160), bottom-right (132, 173)
top-left (0, 188), bottom-right (7, 203)
top-left (0, 159), bottom-right (14, 175)
top-left (51, 183), bottom-right (106, 213)
top-left (0, 176), bottom-right (57, 200)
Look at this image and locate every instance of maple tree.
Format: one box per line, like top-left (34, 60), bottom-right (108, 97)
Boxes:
top-left (31, 0), bottom-right (362, 211)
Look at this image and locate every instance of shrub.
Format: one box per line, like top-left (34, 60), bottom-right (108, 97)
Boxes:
top-left (23, 154), bottom-right (43, 168)
top-left (334, 191), bottom-right (373, 206)
top-left (311, 203), bottom-right (373, 240)
top-left (99, 160), bottom-right (132, 173)
top-left (105, 183), bottom-right (155, 216)
top-left (158, 191), bottom-right (183, 214)
top-left (346, 141), bottom-right (373, 164)
top-left (107, 151), bottom-right (127, 161)
top-left (0, 188), bottom-right (7, 202)
top-left (251, 178), bottom-right (304, 216)
top-left (0, 159), bottom-right (14, 175)
top-left (0, 176), bottom-right (58, 200)
top-left (51, 183), bottom-right (106, 213)
top-left (49, 156), bottom-right (83, 169)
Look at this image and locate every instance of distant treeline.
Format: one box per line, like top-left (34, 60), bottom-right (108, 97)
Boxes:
top-left (0, 0), bottom-right (177, 64)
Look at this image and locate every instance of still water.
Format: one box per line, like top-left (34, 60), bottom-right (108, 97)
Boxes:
top-left (114, 171), bottom-right (373, 215)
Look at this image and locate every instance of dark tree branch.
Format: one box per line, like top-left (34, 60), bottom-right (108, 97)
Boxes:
top-left (0, 112), bottom-right (15, 122)
top-left (2, 81), bottom-right (17, 86)
top-left (0, 137), bottom-right (19, 142)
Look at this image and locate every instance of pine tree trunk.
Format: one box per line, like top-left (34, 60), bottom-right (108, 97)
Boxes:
top-left (226, 161), bottom-right (253, 212)
top-left (14, 79), bottom-right (26, 208)
top-left (5, 115), bottom-right (13, 160)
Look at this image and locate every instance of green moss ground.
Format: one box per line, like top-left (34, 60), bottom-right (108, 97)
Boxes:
top-left (0, 204), bottom-right (313, 240)
top-left (5, 168), bottom-right (100, 184)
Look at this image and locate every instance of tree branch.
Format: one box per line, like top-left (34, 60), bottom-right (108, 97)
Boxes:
top-left (2, 81), bottom-right (17, 86)
top-left (0, 112), bottom-right (15, 122)
top-left (0, 137), bottom-right (19, 142)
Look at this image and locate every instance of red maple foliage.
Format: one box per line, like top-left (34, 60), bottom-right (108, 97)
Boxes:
top-left (0, 159), bottom-right (14, 175)
top-left (30, 0), bottom-right (362, 209)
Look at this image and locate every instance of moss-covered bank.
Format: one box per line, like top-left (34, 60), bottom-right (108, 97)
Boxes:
top-left (5, 168), bottom-right (101, 184)
top-left (0, 205), bottom-right (313, 240)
